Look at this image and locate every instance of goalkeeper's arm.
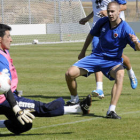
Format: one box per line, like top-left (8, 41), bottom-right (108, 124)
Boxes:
top-left (4, 89), bottom-right (35, 125)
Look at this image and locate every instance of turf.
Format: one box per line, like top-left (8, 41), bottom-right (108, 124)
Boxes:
top-left (0, 33), bottom-right (140, 139)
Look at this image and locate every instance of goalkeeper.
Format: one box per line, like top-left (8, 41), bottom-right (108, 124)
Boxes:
top-left (0, 24), bottom-right (92, 135)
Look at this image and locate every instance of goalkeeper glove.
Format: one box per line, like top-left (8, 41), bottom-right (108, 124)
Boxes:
top-left (13, 105), bottom-right (35, 125)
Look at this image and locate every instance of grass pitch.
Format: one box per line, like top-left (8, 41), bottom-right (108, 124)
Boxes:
top-left (0, 34), bottom-right (140, 139)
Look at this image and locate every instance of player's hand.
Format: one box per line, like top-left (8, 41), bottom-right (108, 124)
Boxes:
top-left (16, 109), bottom-right (35, 125)
top-left (129, 34), bottom-right (138, 44)
top-left (98, 10), bottom-right (107, 17)
top-left (13, 105), bottom-right (35, 125)
top-left (79, 18), bottom-right (88, 25)
top-left (78, 51), bottom-right (86, 60)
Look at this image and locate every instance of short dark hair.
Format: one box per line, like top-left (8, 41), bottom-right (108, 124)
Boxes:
top-left (0, 24), bottom-right (12, 38)
top-left (107, 1), bottom-right (120, 9)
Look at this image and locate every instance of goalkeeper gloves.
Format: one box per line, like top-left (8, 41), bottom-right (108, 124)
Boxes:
top-left (13, 105), bottom-right (35, 125)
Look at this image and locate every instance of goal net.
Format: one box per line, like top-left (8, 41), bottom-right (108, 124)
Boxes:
top-left (0, 0), bottom-right (91, 45)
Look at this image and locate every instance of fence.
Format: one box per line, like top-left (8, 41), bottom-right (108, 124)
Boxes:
top-left (82, 1), bottom-right (140, 22)
top-left (0, 0), bottom-right (91, 45)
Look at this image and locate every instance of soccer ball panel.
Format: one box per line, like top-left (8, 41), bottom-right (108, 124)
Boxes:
top-left (0, 72), bottom-right (11, 94)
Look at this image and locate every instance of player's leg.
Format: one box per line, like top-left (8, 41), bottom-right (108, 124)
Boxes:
top-left (65, 54), bottom-right (100, 106)
top-left (0, 119), bottom-right (32, 135)
top-left (91, 36), bottom-right (104, 99)
top-left (0, 102), bottom-right (32, 135)
top-left (64, 94), bottom-right (92, 115)
top-left (65, 66), bottom-right (87, 105)
top-left (122, 54), bottom-right (137, 89)
top-left (12, 93), bottom-right (66, 117)
top-left (106, 64), bottom-right (124, 119)
top-left (14, 91), bottom-right (91, 117)
top-left (1, 92), bottom-right (65, 117)
top-left (91, 71), bottom-right (104, 99)
top-left (4, 120), bottom-right (32, 135)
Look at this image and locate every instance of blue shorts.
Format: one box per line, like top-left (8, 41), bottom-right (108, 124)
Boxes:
top-left (73, 53), bottom-right (123, 80)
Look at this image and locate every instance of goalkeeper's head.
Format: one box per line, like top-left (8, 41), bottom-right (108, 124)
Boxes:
top-left (0, 24), bottom-right (12, 51)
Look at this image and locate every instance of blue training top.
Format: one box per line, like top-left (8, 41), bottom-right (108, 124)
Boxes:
top-left (90, 17), bottom-right (140, 59)
top-left (0, 54), bottom-right (11, 80)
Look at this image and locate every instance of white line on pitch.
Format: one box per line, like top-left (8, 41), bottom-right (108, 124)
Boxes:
top-left (1, 110), bottom-right (140, 134)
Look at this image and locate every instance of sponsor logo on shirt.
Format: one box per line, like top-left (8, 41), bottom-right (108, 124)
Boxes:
top-left (17, 101), bottom-right (35, 108)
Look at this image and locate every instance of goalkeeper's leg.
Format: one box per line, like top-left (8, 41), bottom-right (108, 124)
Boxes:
top-left (4, 120), bottom-right (32, 135)
top-left (0, 93), bottom-right (65, 134)
top-left (1, 92), bottom-right (65, 117)
top-left (0, 106), bottom-right (32, 135)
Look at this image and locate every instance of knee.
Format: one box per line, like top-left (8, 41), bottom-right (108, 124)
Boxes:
top-left (5, 120), bottom-right (32, 135)
top-left (65, 67), bottom-right (76, 80)
top-left (116, 70), bottom-right (124, 80)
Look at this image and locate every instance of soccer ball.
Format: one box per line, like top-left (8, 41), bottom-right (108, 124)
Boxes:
top-left (0, 72), bottom-right (11, 94)
top-left (32, 39), bottom-right (39, 44)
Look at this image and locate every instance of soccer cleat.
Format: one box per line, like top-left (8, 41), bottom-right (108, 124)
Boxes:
top-left (65, 100), bottom-right (79, 106)
top-left (129, 75), bottom-right (138, 89)
top-left (106, 111), bottom-right (121, 119)
top-left (91, 89), bottom-right (104, 99)
top-left (80, 94), bottom-right (92, 115)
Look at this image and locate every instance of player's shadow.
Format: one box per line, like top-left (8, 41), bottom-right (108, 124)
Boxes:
top-left (24, 95), bottom-right (72, 100)
top-left (24, 95), bottom-right (102, 102)
top-left (40, 132), bottom-right (73, 135)
top-left (78, 113), bottom-right (105, 118)
top-left (0, 134), bottom-right (14, 137)
top-left (0, 133), bottom-right (45, 137)
top-left (0, 132), bottom-right (73, 137)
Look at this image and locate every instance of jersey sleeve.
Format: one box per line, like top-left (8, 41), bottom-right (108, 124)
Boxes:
top-left (124, 22), bottom-right (140, 51)
top-left (0, 54), bottom-right (11, 80)
top-left (115, 0), bottom-right (126, 5)
top-left (90, 17), bottom-right (108, 37)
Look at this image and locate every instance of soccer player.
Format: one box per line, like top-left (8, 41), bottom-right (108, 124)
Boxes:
top-left (0, 24), bottom-right (35, 126)
top-left (65, 1), bottom-right (140, 119)
top-left (0, 24), bottom-right (92, 135)
top-left (77, 0), bottom-right (137, 101)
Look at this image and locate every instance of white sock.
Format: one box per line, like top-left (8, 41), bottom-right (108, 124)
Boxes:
top-left (0, 120), bottom-right (6, 128)
top-left (127, 68), bottom-right (135, 78)
top-left (70, 95), bottom-right (79, 103)
top-left (96, 82), bottom-right (103, 90)
top-left (64, 104), bottom-right (82, 114)
top-left (107, 105), bottom-right (116, 114)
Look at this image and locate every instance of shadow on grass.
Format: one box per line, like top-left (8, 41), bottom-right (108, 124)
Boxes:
top-left (23, 95), bottom-right (103, 102)
top-left (0, 132), bottom-right (73, 137)
top-left (24, 95), bottom-right (72, 100)
top-left (78, 113), bottom-right (105, 118)
top-left (24, 92), bottom-right (131, 101)
top-left (0, 133), bottom-right (45, 137)
top-left (105, 93), bottom-right (131, 97)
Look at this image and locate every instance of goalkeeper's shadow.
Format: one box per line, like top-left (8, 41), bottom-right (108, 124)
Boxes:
top-left (0, 133), bottom-right (47, 137)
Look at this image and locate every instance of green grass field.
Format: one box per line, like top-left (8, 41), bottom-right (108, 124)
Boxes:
top-left (0, 34), bottom-right (140, 139)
